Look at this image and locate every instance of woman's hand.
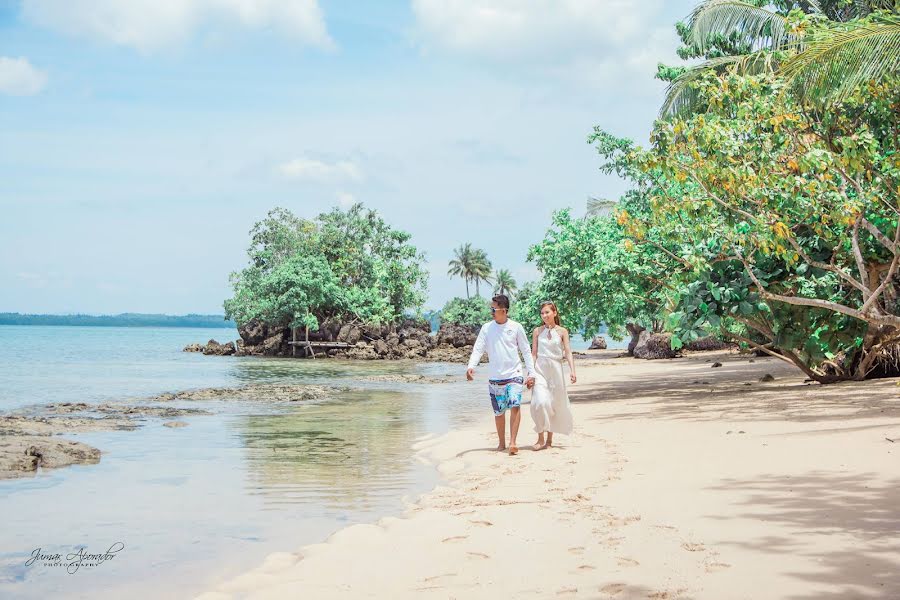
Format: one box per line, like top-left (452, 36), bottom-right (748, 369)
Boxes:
top-left (570, 372), bottom-right (577, 384)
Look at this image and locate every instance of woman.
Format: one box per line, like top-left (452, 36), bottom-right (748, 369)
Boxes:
top-left (530, 301), bottom-right (575, 450)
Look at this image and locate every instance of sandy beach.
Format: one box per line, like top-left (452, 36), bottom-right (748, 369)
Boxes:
top-left (198, 350), bottom-right (900, 600)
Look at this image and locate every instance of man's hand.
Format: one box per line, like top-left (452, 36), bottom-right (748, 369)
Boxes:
top-left (525, 376), bottom-right (535, 389)
top-left (466, 368), bottom-right (475, 381)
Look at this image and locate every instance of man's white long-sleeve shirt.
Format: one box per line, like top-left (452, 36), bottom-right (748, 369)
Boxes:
top-left (467, 319), bottom-right (536, 381)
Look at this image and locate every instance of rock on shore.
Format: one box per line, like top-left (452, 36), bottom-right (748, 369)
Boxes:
top-left (0, 435), bottom-right (101, 480)
top-left (188, 318), bottom-right (482, 363)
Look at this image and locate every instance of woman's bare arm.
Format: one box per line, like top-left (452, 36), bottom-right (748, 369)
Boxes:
top-left (561, 328), bottom-right (576, 383)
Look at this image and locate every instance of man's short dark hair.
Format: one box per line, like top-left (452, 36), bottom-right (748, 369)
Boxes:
top-left (492, 294), bottom-right (510, 310)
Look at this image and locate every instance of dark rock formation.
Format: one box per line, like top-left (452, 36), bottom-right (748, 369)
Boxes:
top-left (0, 435), bottom-right (101, 480)
top-left (588, 335), bottom-right (608, 350)
top-left (436, 322), bottom-right (479, 348)
top-left (202, 339), bottom-right (236, 356)
top-left (632, 331), bottom-right (677, 360)
top-left (197, 317), bottom-right (483, 363)
top-left (685, 336), bottom-right (735, 352)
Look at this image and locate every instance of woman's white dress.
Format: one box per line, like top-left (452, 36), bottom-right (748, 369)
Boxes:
top-left (530, 326), bottom-right (574, 435)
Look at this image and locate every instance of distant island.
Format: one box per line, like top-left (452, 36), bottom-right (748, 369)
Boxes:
top-left (0, 313), bottom-right (236, 328)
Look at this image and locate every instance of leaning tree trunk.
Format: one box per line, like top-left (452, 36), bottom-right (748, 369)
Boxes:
top-left (626, 323), bottom-right (646, 356)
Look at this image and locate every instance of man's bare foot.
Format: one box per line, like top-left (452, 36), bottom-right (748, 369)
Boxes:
top-left (508, 445), bottom-right (519, 455)
top-left (496, 444), bottom-right (507, 451)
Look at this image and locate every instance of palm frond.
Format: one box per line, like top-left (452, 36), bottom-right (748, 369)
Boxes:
top-left (688, 0), bottom-right (794, 52)
top-left (660, 51), bottom-right (778, 118)
top-left (585, 197), bottom-right (618, 218)
top-left (780, 16), bottom-right (900, 104)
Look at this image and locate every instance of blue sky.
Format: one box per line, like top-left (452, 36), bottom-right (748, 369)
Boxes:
top-left (1, 0), bottom-right (694, 315)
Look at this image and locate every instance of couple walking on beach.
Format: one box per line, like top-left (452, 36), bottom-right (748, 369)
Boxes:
top-left (466, 294), bottom-right (576, 455)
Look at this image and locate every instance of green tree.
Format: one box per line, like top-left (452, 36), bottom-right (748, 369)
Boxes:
top-left (224, 204), bottom-right (428, 331)
top-left (493, 268), bottom-right (517, 297)
top-left (638, 67), bottom-right (900, 381)
top-left (439, 297), bottom-right (491, 327)
top-left (471, 248), bottom-right (493, 297)
top-left (448, 243), bottom-right (475, 298)
top-left (662, 1), bottom-right (900, 114)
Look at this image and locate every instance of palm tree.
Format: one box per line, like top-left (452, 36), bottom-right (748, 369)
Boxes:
top-left (493, 269), bottom-right (518, 297)
top-left (661, 0), bottom-right (900, 116)
top-left (448, 243), bottom-right (474, 298)
top-left (470, 249), bottom-right (493, 297)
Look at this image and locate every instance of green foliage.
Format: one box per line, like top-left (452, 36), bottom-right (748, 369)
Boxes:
top-left (439, 297), bottom-right (491, 327)
top-left (634, 65), bottom-right (900, 380)
top-left (224, 204), bottom-right (427, 330)
top-left (662, 1), bottom-right (899, 114)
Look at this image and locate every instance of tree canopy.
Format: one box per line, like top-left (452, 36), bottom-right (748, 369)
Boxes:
top-left (224, 204), bottom-right (428, 331)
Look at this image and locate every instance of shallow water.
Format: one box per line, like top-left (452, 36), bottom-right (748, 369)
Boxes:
top-left (0, 326), bottom-right (487, 599)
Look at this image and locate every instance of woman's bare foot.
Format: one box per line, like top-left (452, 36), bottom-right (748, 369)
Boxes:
top-left (508, 445), bottom-right (519, 455)
top-left (545, 434), bottom-right (554, 448)
top-left (496, 444), bottom-right (507, 452)
top-left (532, 435), bottom-right (545, 451)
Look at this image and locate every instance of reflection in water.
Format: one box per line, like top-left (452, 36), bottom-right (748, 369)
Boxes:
top-left (237, 390), bottom-right (426, 511)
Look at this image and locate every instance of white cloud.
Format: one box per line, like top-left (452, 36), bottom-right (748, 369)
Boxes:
top-left (276, 158), bottom-right (363, 182)
top-left (21, 0), bottom-right (333, 53)
top-left (411, 0), bottom-right (678, 86)
top-left (0, 57), bottom-right (47, 96)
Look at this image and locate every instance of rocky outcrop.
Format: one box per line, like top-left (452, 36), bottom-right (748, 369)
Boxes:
top-left (588, 335), bottom-right (608, 350)
top-left (203, 339), bottom-right (236, 356)
top-left (0, 436), bottom-right (102, 480)
top-left (182, 339), bottom-right (236, 355)
top-left (435, 322), bottom-right (479, 348)
top-left (684, 336), bottom-right (735, 352)
top-left (632, 331), bottom-right (677, 360)
top-left (194, 317), bottom-right (486, 362)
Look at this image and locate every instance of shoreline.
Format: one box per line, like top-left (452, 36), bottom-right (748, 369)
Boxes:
top-left (197, 350), bottom-right (900, 599)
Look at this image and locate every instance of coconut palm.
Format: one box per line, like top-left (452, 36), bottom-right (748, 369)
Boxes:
top-left (493, 269), bottom-right (518, 297)
top-left (448, 243), bottom-right (475, 298)
top-left (661, 0), bottom-right (900, 116)
top-left (470, 249), bottom-right (493, 297)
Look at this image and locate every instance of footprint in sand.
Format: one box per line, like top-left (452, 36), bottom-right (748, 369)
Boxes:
top-left (617, 557), bottom-right (640, 567)
top-left (556, 587), bottom-right (578, 595)
top-left (442, 536), bottom-right (468, 543)
top-left (469, 520), bottom-right (493, 527)
top-left (604, 536), bottom-right (625, 547)
top-left (467, 552), bottom-right (490, 559)
top-left (577, 564), bottom-right (596, 571)
top-left (423, 573), bottom-right (457, 583)
top-left (681, 542), bottom-right (705, 552)
top-left (648, 588), bottom-right (688, 599)
top-left (568, 546), bottom-right (585, 555)
top-left (600, 583), bottom-right (628, 596)
top-left (705, 562), bottom-right (731, 572)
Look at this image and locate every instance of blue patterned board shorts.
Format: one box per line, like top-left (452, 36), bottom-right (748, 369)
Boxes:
top-left (489, 377), bottom-right (524, 416)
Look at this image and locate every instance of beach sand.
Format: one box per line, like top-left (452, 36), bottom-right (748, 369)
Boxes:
top-left (197, 350), bottom-right (900, 599)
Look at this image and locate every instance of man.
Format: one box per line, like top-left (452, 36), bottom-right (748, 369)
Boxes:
top-left (466, 294), bottom-right (536, 455)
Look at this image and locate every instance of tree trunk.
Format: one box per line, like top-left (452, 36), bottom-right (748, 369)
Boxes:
top-left (465, 279), bottom-right (470, 299)
top-left (626, 323), bottom-right (645, 356)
